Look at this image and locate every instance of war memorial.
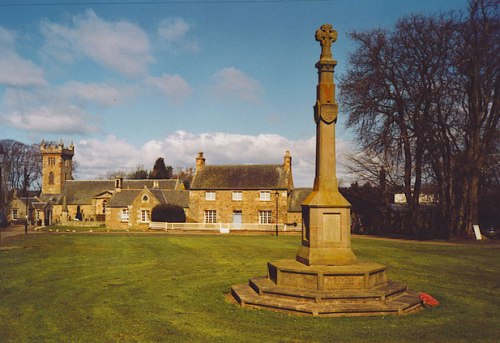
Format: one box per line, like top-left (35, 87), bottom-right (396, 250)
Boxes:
top-left (231, 24), bottom-right (424, 317)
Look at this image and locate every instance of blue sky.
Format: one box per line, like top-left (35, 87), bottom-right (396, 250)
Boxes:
top-left (0, 0), bottom-right (468, 186)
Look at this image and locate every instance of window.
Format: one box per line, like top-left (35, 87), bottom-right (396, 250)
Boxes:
top-left (48, 157), bottom-right (56, 166)
top-left (102, 200), bottom-right (107, 214)
top-left (12, 209), bottom-right (19, 220)
top-left (205, 191), bottom-right (216, 201)
top-left (142, 195), bottom-right (149, 202)
top-left (204, 210), bottom-right (217, 223)
top-left (141, 210), bottom-right (150, 223)
top-left (260, 191), bottom-right (271, 201)
top-left (121, 209), bottom-right (129, 222)
top-left (48, 172), bottom-right (54, 185)
top-left (259, 210), bottom-right (272, 224)
top-left (232, 191), bottom-right (242, 201)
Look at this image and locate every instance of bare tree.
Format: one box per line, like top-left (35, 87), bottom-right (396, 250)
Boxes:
top-left (0, 139), bottom-right (42, 192)
top-left (340, 0), bottom-right (499, 238)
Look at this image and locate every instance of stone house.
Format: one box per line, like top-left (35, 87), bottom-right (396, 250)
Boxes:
top-left (9, 189), bottom-right (40, 225)
top-left (188, 151), bottom-right (303, 228)
top-left (106, 182), bottom-right (189, 229)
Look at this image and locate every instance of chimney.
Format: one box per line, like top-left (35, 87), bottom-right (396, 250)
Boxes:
top-left (196, 152), bottom-right (205, 172)
top-left (283, 150), bottom-right (292, 173)
top-left (153, 180), bottom-right (159, 189)
top-left (115, 177), bottom-right (123, 192)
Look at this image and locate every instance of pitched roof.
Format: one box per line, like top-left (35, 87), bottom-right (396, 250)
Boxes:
top-left (107, 189), bottom-right (189, 208)
top-left (40, 179), bottom-right (180, 205)
top-left (121, 179), bottom-right (179, 190)
top-left (190, 164), bottom-right (290, 190)
top-left (60, 180), bottom-right (114, 205)
top-left (161, 190), bottom-right (189, 208)
top-left (288, 188), bottom-right (312, 212)
top-left (107, 190), bottom-right (141, 207)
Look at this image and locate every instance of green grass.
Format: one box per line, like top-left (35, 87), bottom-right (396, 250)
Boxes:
top-left (1, 233), bottom-right (499, 342)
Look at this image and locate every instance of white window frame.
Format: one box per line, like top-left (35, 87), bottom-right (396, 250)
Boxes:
top-left (141, 209), bottom-right (150, 223)
top-left (259, 210), bottom-right (272, 224)
top-left (232, 191), bottom-right (242, 201)
top-left (12, 209), bottom-right (19, 220)
top-left (260, 191), bottom-right (271, 201)
top-left (121, 208), bottom-right (129, 222)
top-left (204, 210), bottom-right (217, 223)
top-left (205, 191), bottom-right (216, 201)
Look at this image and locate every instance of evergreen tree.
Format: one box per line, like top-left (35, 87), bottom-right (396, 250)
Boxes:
top-left (149, 157), bottom-right (173, 179)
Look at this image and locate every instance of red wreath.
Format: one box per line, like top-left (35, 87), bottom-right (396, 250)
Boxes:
top-left (419, 292), bottom-right (439, 307)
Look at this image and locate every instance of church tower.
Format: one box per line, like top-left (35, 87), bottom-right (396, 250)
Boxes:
top-left (40, 140), bottom-right (74, 194)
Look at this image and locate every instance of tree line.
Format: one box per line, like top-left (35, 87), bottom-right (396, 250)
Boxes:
top-left (340, 0), bottom-right (499, 238)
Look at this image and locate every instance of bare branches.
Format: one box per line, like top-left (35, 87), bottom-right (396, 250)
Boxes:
top-left (340, 0), bottom-right (499, 238)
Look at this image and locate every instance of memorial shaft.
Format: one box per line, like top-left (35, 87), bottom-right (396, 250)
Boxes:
top-left (297, 24), bottom-right (357, 266)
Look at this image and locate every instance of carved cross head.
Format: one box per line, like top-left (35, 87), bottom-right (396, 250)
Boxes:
top-left (315, 24), bottom-right (337, 60)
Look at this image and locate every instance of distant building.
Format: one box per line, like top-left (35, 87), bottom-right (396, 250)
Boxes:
top-left (36, 141), bottom-right (185, 227)
top-left (106, 180), bottom-right (189, 229)
top-left (9, 189), bottom-right (40, 225)
top-left (394, 193), bottom-right (436, 204)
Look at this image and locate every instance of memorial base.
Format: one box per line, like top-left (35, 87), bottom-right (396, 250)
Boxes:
top-left (231, 259), bottom-right (423, 317)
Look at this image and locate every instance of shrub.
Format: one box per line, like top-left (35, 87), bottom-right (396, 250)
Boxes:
top-left (151, 204), bottom-right (186, 222)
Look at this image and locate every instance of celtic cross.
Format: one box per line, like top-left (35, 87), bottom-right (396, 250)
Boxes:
top-left (315, 24), bottom-right (337, 60)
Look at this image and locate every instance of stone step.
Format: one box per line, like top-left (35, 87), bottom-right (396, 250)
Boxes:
top-left (231, 282), bottom-right (423, 317)
top-left (249, 276), bottom-right (408, 304)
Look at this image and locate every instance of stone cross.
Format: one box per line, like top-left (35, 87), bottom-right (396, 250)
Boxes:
top-left (315, 24), bottom-right (337, 61)
top-left (297, 23), bottom-right (356, 266)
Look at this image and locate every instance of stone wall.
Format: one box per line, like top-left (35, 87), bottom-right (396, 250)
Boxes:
top-left (189, 189), bottom-right (289, 224)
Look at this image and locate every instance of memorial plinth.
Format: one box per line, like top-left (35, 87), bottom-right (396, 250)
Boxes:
top-left (231, 24), bottom-right (423, 317)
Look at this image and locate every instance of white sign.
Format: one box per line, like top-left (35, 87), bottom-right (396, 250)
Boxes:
top-left (473, 225), bottom-right (482, 240)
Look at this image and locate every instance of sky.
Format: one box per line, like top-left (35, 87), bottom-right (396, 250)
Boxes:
top-left (0, 0), bottom-right (469, 186)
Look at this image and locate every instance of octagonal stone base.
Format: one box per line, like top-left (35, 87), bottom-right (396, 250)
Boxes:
top-left (231, 259), bottom-right (423, 317)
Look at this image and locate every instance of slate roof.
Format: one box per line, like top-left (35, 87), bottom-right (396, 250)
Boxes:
top-left (40, 179), bottom-right (180, 205)
top-left (190, 165), bottom-right (291, 190)
top-left (288, 188), bottom-right (312, 212)
top-left (107, 190), bottom-right (141, 207)
top-left (161, 190), bottom-right (189, 208)
top-left (107, 189), bottom-right (189, 208)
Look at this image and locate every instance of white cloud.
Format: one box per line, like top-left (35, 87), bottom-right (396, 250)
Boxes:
top-left (157, 17), bottom-right (199, 53)
top-left (4, 105), bottom-right (96, 134)
top-left (0, 26), bottom-right (16, 46)
top-left (145, 74), bottom-right (191, 105)
top-left (41, 9), bottom-right (153, 77)
top-left (0, 26), bottom-right (46, 87)
top-left (158, 17), bottom-right (189, 42)
top-left (212, 67), bottom-right (262, 104)
top-left (75, 135), bottom-right (143, 178)
top-left (74, 130), bottom-right (355, 187)
top-left (1, 81), bottom-right (133, 134)
top-left (61, 81), bottom-right (136, 107)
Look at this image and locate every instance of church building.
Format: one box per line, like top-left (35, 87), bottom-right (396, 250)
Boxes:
top-left (36, 141), bottom-right (186, 227)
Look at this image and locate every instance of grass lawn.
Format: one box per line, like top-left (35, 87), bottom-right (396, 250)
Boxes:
top-left (0, 233), bottom-right (499, 342)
